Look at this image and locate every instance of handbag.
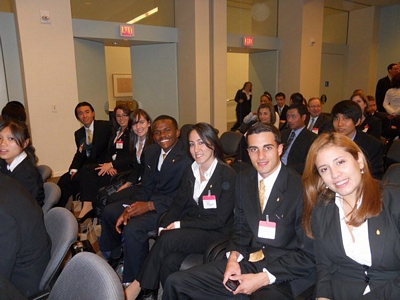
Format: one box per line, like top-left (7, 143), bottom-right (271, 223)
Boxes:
top-left (94, 180), bottom-right (125, 217)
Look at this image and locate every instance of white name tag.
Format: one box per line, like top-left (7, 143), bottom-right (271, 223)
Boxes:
top-left (116, 140), bottom-right (123, 149)
top-left (203, 195), bottom-right (217, 209)
top-left (258, 220), bottom-right (276, 239)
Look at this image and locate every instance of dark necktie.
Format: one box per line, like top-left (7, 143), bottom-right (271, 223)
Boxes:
top-left (284, 131), bottom-right (295, 154)
top-left (307, 117), bottom-right (315, 130)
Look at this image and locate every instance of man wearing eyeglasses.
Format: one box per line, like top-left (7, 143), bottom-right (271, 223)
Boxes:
top-left (305, 97), bottom-right (331, 134)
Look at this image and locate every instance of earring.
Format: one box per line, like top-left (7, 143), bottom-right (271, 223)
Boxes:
top-left (361, 168), bottom-right (364, 175)
top-left (325, 185), bottom-right (329, 189)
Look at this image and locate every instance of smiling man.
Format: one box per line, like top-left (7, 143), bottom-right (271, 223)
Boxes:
top-left (99, 115), bottom-right (192, 284)
top-left (56, 102), bottom-right (111, 207)
top-left (163, 123), bottom-right (315, 300)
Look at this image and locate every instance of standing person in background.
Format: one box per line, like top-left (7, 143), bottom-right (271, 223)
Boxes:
top-left (231, 81), bottom-right (252, 131)
top-left (375, 63), bottom-right (399, 112)
top-left (302, 132), bottom-right (400, 299)
top-left (383, 73), bottom-right (400, 130)
top-left (56, 102), bottom-right (112, 208)
top-left (274, 92), bottom-right (288, 130)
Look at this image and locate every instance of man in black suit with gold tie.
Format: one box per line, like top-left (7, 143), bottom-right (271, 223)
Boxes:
top-left (163, 123), bottom-right (315, 300)
top-left (57, 102), bottom-right (111, 207)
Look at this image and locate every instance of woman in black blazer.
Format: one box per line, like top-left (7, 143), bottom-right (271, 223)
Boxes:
top-left (125, 122), bottom-right (236, 300)
top-left (302, 132), bottom-right (400, 300)
top-left (78, 104), bottom-right (137, 220)
top-left (231, 81), bottom-right (252, 131)
top-left (0, 120), bottom-right (44, 206)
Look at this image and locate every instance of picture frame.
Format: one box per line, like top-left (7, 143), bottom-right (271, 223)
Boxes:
top-left (112, 74), bottom-right (132, 97)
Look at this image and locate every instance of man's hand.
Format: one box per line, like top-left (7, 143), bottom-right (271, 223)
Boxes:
top-left (126, 202), bottom-right (150, 218)
top-left (223, 252), bottom-right (242, 291)
top-left (230, 272), bottom-right (270, 295)
top-left (115, 208), bottom-right (131, 233)
top-left (117, 182), bottom-right (131, 192)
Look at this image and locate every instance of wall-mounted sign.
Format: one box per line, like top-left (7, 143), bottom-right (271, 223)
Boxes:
top-left (243, 36), bottom-right (253, 47)
top-left (120, 25), bottom-right (134, 37)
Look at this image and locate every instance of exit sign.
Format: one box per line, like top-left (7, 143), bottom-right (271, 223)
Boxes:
top-left (243, 36), bottom-right (253, 47)
top-left (120, 25), bottom-right (134, 37)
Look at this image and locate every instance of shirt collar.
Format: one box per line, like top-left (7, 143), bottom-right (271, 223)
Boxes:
top-left (191, 158), bottom-right (218, 181)
top-left (8, 151), bottom-right (27, 172)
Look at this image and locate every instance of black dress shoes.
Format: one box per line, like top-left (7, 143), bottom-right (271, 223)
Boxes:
top-left (136, 289), bottom-right (158, 300)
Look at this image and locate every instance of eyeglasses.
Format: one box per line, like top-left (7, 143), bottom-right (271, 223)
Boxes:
top-left (116, 114), bottom-right (129, 118)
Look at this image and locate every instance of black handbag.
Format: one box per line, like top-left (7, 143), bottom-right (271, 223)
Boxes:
top-left (94, 180), bottom-right (125, 218)
top-left (71, 240), bottom-right (95, 256)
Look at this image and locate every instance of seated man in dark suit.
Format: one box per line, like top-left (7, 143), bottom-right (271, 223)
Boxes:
top-left (163, 123), bottom-right (315, 300)
top-left (57, 102), bottom-right (111, 207)
top-left (280, 103), bottom-right (317, 174)
top-left (331, 100), bottom-right (384, 179)
top-left (305, 97), bottom-right (331, 134)
top-left (0, 172), bottom-right (51, 297)
top-left (99, 115), bottom-right (192, 285)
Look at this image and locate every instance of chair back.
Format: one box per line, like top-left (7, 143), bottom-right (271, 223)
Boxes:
top-left (386, 139), bottom-right (400, 170)
top-left (48, 252), bottom-right (124, 300)
top-left (42, 182), bottom-right (62, 215)
top-left (39, 207), bottom-right (78, 291)
top-left (37, 164), bottom-right (53, 182)
top-left (382, 163), bottom-right (400, 185)
top-left (220, 131), bottom-right (243, 157)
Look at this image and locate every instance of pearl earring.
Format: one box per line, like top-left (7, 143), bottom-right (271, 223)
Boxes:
top-left (361, 169), bottom-right (364, 174)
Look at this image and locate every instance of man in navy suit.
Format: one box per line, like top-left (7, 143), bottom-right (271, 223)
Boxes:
top-left (280, 103), bottom-right (316, 175)
top-left (163, 123), bottom-right (315, 300)
top-left (305, 97), bottom-right (331, 134)
top-left (375, 63), bottom-right (399, 112)
top-left (273, 92), bottom-right (288, 130)
top-left (57, 102), bottom-right (111, 207)
top-left (99, 115), bottom-right (192, 284)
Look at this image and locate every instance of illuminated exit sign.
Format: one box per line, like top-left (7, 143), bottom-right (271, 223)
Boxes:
top-left (243, 36), bottom-right (253, 47)
top-left (120, 25), bottom-right (134, 37)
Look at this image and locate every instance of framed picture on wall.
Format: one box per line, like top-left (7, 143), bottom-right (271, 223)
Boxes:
top-left (112, 74), bottom-right (132, 97)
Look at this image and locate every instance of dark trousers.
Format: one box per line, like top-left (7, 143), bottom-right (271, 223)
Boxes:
top-left (99, 193), bottom-right (160, 282)
top-left (56, 171), bottom-right (82, 207)
top-left (163, 259), bottom-right (293, 300)
top-left (138, 228), bottom-right (222, 289)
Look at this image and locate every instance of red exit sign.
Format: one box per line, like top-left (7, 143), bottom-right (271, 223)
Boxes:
top-left (243, 36), bottom-right (253, 47)
top-left (120, 25), bottom-right (134, 37)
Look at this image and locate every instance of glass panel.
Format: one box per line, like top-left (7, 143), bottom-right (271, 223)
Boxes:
top-left (323, 7), bottom-right (349, 44)
top-left (227, 0), bottom-right (278, 37)
top-left (70, 0), bottom-right (175, 27)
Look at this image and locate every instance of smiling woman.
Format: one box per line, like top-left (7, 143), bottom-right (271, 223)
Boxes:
top-left (302, 132), bottom-right (400, 299)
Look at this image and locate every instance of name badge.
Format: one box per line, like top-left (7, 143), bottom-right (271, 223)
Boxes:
top-left (116, 140), bottom-right (123, 149)
top-left (312, 128), bottom-right (319, 135)
top-left (258, 220), bottom-right (276, 239)
top-left (203, 195), bottom-right (217, 209)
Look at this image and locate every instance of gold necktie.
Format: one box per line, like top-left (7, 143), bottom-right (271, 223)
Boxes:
top-left (162, 153), bottom-right (166, 160)
top-left (87, 128), bottom-right (92, 145)
top-left (259, 179), bottom-right (265, 212)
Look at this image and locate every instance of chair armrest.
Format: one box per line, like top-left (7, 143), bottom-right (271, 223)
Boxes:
top-left (203, 237), bottom-right (229, 263)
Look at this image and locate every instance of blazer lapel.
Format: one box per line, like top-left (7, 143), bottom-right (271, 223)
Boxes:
top-left (368, 211), bottom-right (387, 267)
top-left (263, 166), bottom-right (287, 217)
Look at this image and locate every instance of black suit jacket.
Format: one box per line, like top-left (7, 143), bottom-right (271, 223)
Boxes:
top-left (311, 185), bottom-right (400, 299)
top-left (353, 131), bottom-right (384, 180)
top-left (105, 127), bottom-right (134, 173)
top-left (375, 76), bottom-right (392, 112)
top-left (227, 165), bottom-right (315, 295)
top-left (0, 173), bottom-right (51, 297)
top-left (357, 114), bottom-right (382, 140)
top-left (305, 114), bottom-right (331, 132)
top-left (160, 160), bottom-right (236, 236)
top-left (274, 104), bottom-right (289, 129)
top-left (69, 120), bottom-right (111, 170)
top-left (0, 156), bottom-right (44, 206)
top-left (134, 138), bottom-right (192, 215)
top-left (281, 127), bottom-right (317, 174)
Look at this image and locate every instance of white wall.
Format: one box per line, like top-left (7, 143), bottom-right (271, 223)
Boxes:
top-left (131, 43), bottom-right (179, 121)
top-left (377, 4), bottom-right (400, 79)
top-left (0, 12), bottom-right (24, 107)
top-left (104, 46), bottom-right (132, 111)
top-left (74, 38), bottom-right (108, 121)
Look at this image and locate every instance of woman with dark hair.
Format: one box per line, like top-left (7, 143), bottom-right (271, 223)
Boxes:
top-left (0, 120), bottom-right (44, 206)
top-left (125, 122), bottom-right (236, 299)
top-left (236, 103), bottom-right (277, 164)
top-left (231, 81), bottom-right (252, 131)
top-left (351, 91), bottom-right (382, 139)
top-left (302, 132), bottom-right (400, 299)
top-left (77, 104), bottom-right (134, 221)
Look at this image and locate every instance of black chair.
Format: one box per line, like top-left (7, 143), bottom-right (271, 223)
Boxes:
top-left (385, 139), bottom-right (400, 170)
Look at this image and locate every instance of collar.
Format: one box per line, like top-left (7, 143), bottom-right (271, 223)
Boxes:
top-left (191, 158), bottom-right (218, 182)
top-left (8, 151), bottom-right (27, 172)
top-left (85, 121), bottom-right (94, 133)
top-left (258, 162), bottom-right (281, 185)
